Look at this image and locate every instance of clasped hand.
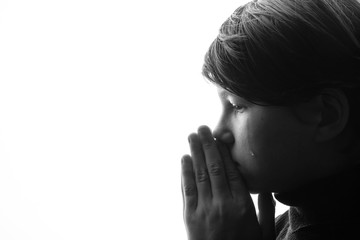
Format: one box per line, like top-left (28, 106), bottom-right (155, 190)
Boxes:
top-left (181, 126), bottom-right (275, 240)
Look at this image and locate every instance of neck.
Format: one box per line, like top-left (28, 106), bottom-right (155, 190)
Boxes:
top-left (275, 164), bottom-right (360, 226)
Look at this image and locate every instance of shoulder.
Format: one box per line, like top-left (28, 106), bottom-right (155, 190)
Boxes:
top-left (275, 210), bottom-right (290, 239)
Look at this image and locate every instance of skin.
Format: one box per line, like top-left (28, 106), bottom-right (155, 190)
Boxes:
top-left (181, 126), bottom-right (274, 240)
top-left (181, 86), bottom-right (351, 240)
top-left (212, 87), bottom-right (323, 193)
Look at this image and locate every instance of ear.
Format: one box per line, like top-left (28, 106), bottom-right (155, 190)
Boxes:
top-left (315, 88), bottom-right (349, 142)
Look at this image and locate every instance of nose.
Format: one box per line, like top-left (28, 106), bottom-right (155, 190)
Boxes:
top-left (213, 121), bottom-right (235, 145)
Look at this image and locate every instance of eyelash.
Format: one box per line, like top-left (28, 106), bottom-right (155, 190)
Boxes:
top-left (229, 102), bottom-right (245, 113)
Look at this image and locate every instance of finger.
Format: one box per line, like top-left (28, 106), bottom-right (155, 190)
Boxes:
top-left (181, 154), bottom-right (197, 212)
top-left (188, 133), bottom-right (212, 200)
top-left (258, 193), bottom-right (276, 240)
top-left (217, 140), bottom-right (248, 197)
top-left (197, 125), bottom-right (230, 198)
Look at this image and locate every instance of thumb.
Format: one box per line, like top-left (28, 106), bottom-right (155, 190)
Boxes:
top-left (258, 192), bottom-right (276, 240)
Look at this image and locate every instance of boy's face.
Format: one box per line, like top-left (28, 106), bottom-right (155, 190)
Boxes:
top-left (213, 87), bottom-right (324, 193)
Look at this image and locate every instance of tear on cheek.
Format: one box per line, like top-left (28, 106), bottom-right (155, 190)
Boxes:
top-left (250, 151), bottom-right (255, 157)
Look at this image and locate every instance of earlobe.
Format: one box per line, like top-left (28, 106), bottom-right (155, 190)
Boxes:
top-left (315, 89), bottom-right (349, 142)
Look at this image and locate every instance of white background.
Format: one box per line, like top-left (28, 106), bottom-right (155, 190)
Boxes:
top-left (0, 0), bottom-right (287, 239)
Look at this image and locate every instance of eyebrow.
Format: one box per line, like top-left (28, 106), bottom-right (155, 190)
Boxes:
top-left (218, 89), bottom-right (253, 105)
top-left (218, 89), bottom-right (241, 101)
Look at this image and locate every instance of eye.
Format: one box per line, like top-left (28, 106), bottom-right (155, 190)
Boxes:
top-left (229, 101), bottom-right (245, 113)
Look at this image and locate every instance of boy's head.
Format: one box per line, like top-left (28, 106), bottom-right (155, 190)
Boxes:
top-left (204, 0), bottom-right (360, 193)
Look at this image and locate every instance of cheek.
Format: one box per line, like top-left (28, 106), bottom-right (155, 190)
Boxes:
top-left (245, 109), bottom-right (305, 162)
top-left (230, 118), bottom-right (253, 162)
top-left (230, 111), bottom-right (310, 192)
top-left (231, 114), bottom-right (274, 164)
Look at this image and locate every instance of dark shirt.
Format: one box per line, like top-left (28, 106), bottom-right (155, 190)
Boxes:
top-left (274, 165), bottom-right (360, 240)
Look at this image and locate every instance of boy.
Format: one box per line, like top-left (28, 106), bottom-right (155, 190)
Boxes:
top-left (181, 0), bottom-right (360, 239)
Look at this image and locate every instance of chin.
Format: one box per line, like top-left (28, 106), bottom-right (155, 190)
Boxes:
top-left (245, 179), bottom-right (273, 194)
top-left (247, 185), bottom-right (263, 194)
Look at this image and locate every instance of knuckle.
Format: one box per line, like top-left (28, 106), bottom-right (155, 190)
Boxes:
top-left (226, 169), bottom-right (241, 181)
top-left (183, 184), bottom-right (197, 196)
top-left (207, 162), bottom-right (222, 176)
top-left (196, 168), bottom-right (209, 182)
top-left (202, 141), bottom-right (214, 150)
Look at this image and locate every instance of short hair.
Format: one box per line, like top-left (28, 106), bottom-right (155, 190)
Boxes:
top-left (202, 0), bottom-right (360, 149)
